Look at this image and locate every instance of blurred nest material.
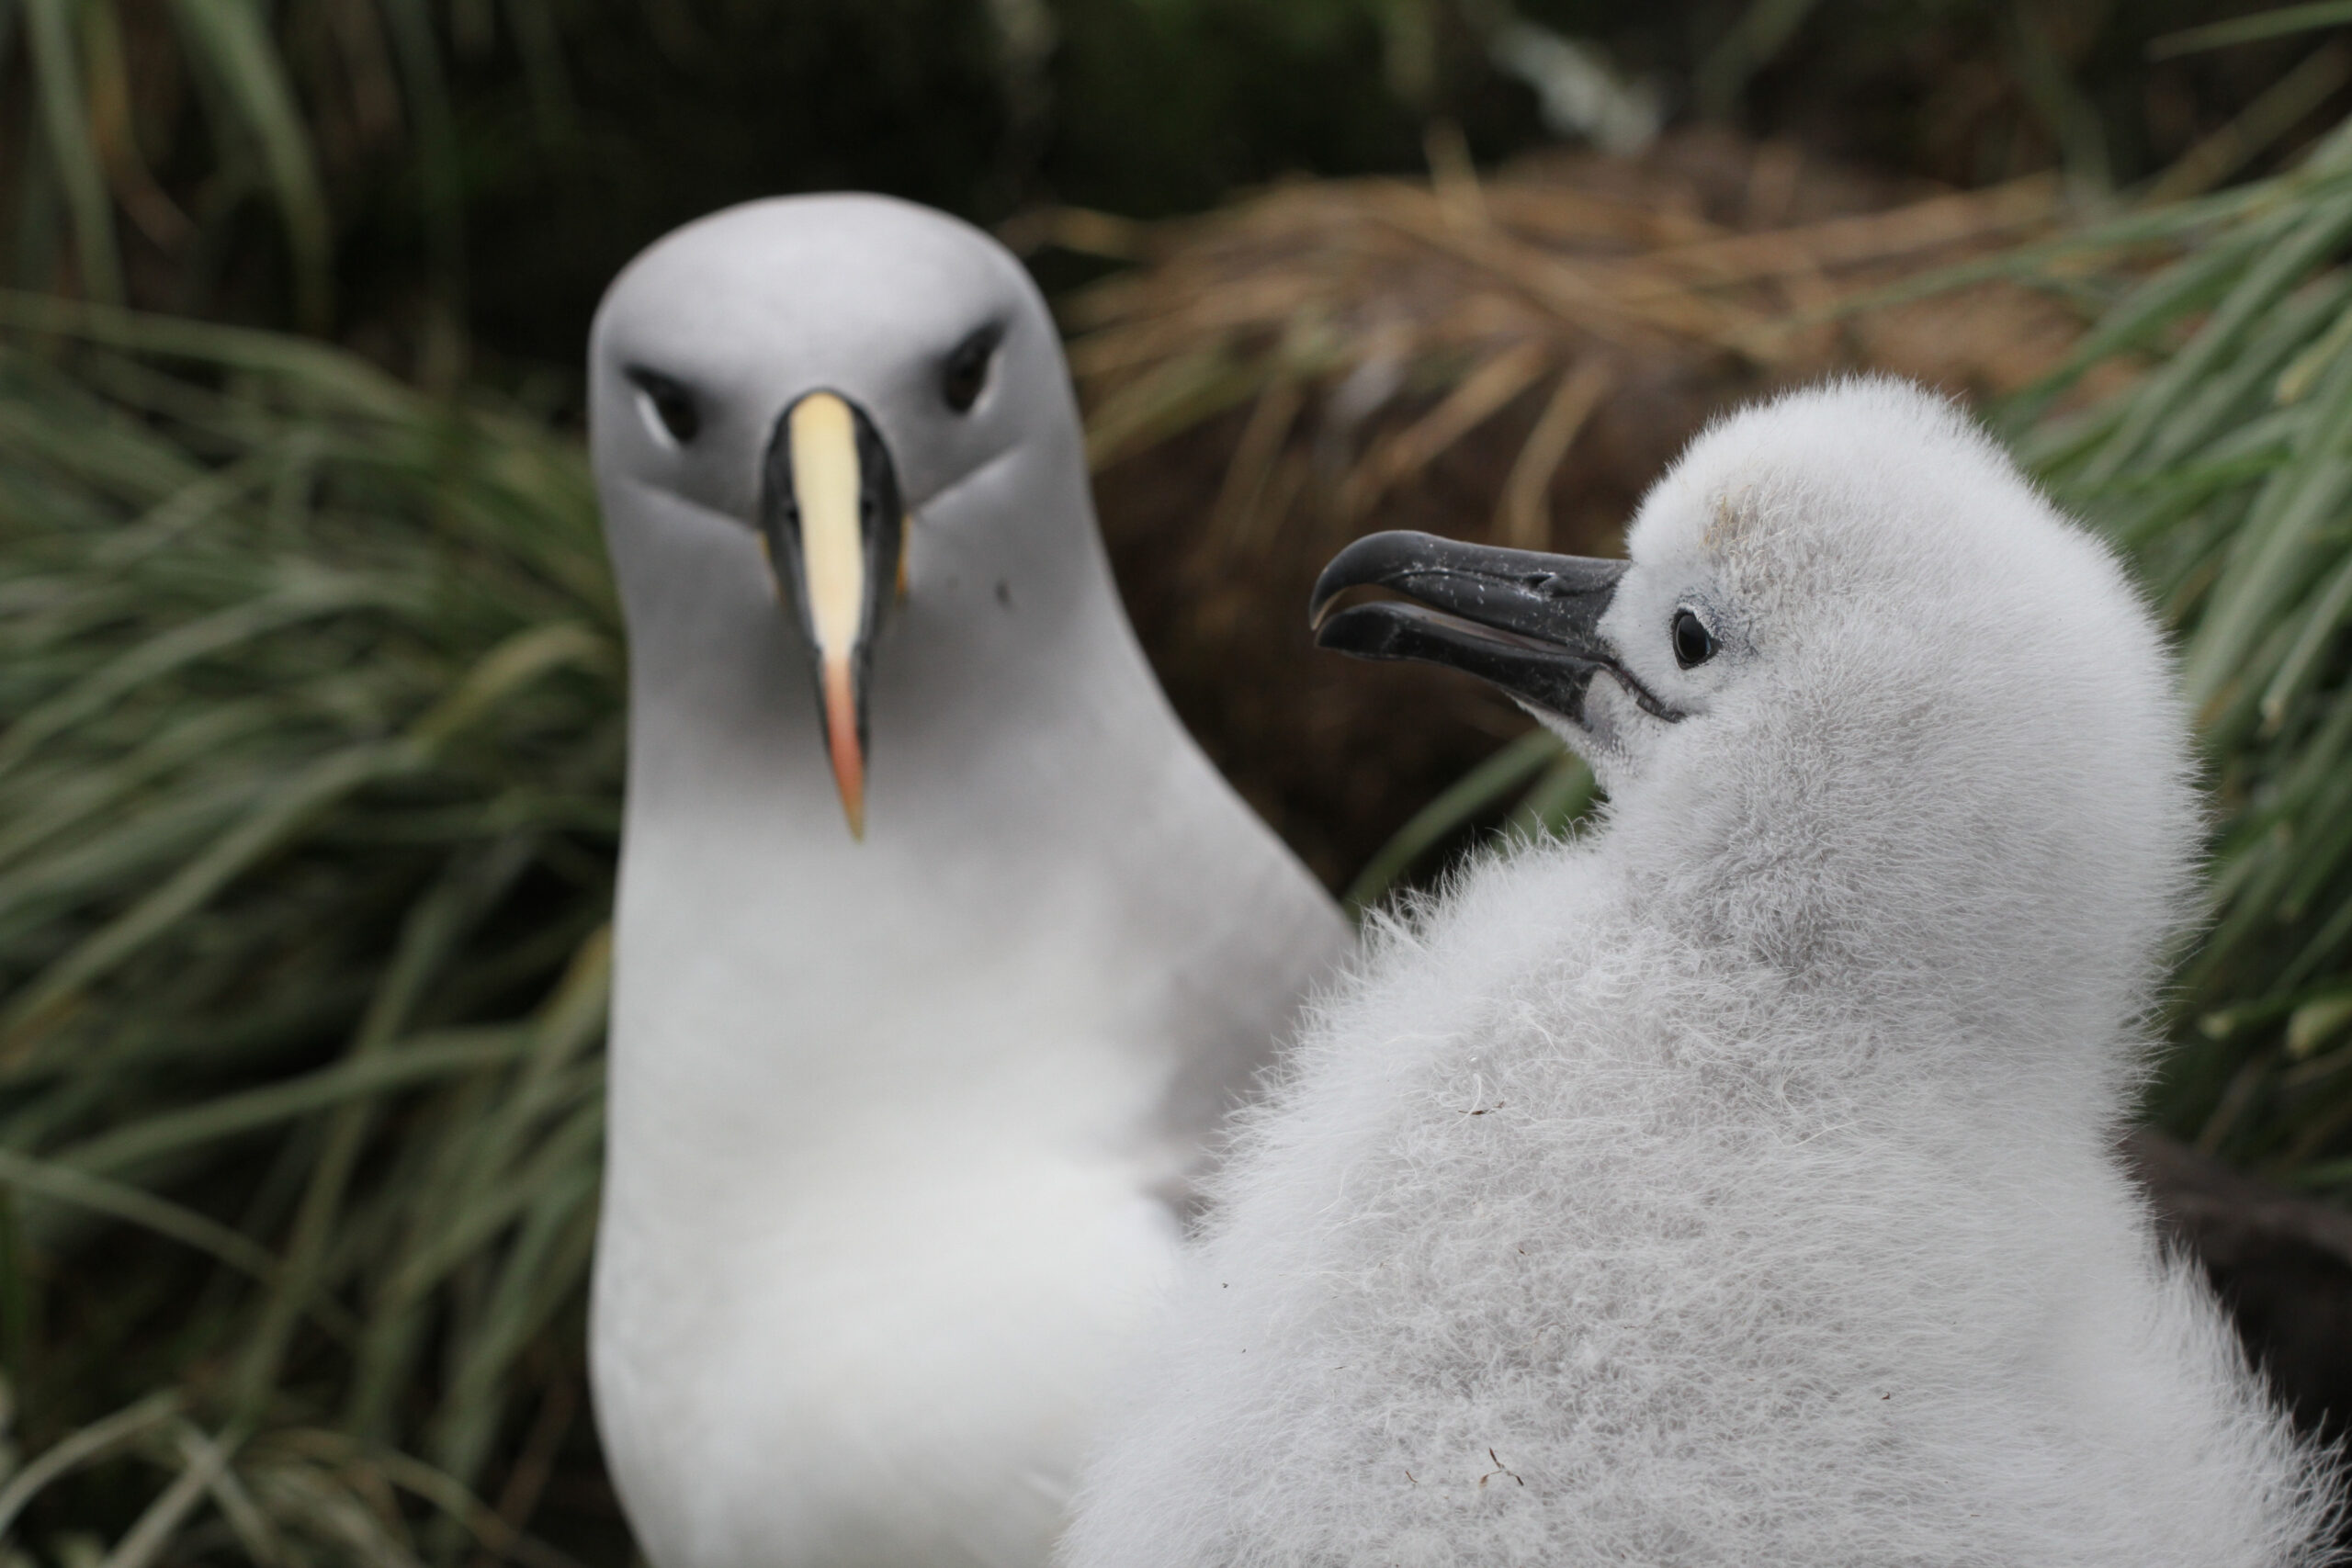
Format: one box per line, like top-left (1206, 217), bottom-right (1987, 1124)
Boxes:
top-left (1036, 130), bottom-right (2092, 886)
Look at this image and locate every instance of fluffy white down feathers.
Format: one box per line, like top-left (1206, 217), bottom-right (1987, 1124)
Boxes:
top-left (1057, 378), bottom-right (2342, 1567)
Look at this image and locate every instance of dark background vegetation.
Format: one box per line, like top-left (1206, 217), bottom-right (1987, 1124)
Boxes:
top-left (10, 0), bottom-right (2340, 386)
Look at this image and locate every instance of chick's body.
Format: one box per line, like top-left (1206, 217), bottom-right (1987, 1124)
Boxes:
top-left (1060, 379), bottom-right (2338, 1567)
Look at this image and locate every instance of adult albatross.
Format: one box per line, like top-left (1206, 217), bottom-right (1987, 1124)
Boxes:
top-left (585, 194), bottom-right (1348, 1568)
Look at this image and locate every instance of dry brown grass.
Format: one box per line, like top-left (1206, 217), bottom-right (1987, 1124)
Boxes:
top-left (1025, 130), bottom-right (2098, 885)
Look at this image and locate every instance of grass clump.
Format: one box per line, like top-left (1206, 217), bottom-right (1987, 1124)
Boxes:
top-left (0, 293), bottom-right (620, 1568)
top-left (1994, 116), bottom-right (2352, 1174)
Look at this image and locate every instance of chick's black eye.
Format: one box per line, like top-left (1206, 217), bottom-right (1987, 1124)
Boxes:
top-left (1671, 608), bottom-right (1716, 669)
top-left (628, 367), bottom-right (699, 445)
top-left (941, 322), bottom-right (1003, 414)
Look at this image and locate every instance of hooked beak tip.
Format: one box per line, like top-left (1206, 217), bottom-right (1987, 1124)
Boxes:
top-left (1306, 530), bottom-right (1428, 632)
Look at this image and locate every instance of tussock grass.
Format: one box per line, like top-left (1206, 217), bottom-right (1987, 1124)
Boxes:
top-left (0, 293), bottom-right (619, 1568)
top-left (1984, 118), bottom-right (2352, 1170)
top-left (1057, 144), bottom-right (2069, 520)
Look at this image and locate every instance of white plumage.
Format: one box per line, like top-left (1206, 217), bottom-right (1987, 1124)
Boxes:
top-left (585, 195), bottom-right (1349, 1568)
top-left (1058, 378), bottom-right (2342, 1567)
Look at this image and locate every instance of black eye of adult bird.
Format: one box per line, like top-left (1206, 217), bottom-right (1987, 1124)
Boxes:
top-left (628, 367), bottom-right (700, 445)
top-left (1672, 608), bottom-right (1716, 669)
top-left (942, 323), bottom-right (1004, 413)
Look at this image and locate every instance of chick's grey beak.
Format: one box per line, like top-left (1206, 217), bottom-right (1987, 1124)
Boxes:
top-left (759, 390), bottom-right (905, 839)
top-left (1309, 530), bottom-right (1665, 726)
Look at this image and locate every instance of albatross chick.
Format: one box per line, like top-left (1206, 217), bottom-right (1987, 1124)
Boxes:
top-left (1058, 378), bottom-right (2340, 1568)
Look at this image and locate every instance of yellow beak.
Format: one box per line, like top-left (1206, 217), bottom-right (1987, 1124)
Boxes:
top-left (759, 389), bottom-right (905, 839)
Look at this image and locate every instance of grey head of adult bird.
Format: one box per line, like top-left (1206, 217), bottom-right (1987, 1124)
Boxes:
top-left (585, 194), bottom-right (1349, 1568)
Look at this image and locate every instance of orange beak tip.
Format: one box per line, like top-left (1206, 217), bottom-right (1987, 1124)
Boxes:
top-left (831, 747), bottom-right (866, 840)
top-left (821, 658), bottom-right (867, 841)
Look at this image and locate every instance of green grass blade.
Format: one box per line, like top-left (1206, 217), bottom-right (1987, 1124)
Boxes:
top-left (164, 0), bottom-right (332, 332)
top-left (2153, 2), bottom-right (2352, 58)
top-left (55, 1030), bottom-right (535, 1179)
top-left (1344, 728), bottom-right (1566, 911)
top-left (3, 740), bottom-right (428, 1040)
top-left (19, 0), bottom-right (122, 305)
top-left (0, 1393), bottom-right (180, 1537)
top-left (1501, 751), bottom-right (1598, 839)
top-left (0, 1149), bottom-right (279, 1281)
